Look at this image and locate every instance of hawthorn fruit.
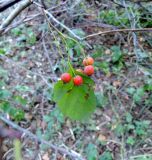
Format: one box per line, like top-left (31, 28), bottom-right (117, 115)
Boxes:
top-left (73, 75), bottom-right (83, 86)
top-left (83, 57), bottom-right (94, 66)
top-left (84, 65), bottom-right (94, 76)
top-left (61, 73), bottom-right (71, 83)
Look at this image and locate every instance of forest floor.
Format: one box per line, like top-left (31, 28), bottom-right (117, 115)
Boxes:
top-left (0, 1), bottom-right (152, 160)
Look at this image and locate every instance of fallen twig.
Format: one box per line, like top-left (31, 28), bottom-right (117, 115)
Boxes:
top-left (0, 115), bottom-right (85, 160)
top-left (83, 28), bottom-right (152, 39)
top-left (0, 0), bottom-right (32, 34)
top-left (0, 0), bottom-right (23, 12)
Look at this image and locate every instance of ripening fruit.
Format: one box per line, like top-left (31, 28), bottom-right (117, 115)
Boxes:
top-left (73, 75), bottom-right (83, 86)
top-left (84, 65), bottom-right (94, 76)
top-left (76, 69), bottom-right (84, 74)
top-left (83, 57), bottom-right (94, 66)
top-left (61, 73), bottom-right (71, 83)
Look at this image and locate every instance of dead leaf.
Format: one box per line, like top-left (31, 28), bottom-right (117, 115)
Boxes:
top-left (42, 153), bottom-right (49, 160)
top-left (105, 49), bottom-right (111, 55)
top-left (113, 81), bottom-right (121, 88)
top-left (98, 134), bottom-right (107, 142)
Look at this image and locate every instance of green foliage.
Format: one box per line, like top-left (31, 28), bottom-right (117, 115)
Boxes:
top-left (136, 49), bottom-right (149, 59)
top-left (134, 120), bottom-right (150, 136)
top-left (85, 143), bottom-right (98, 160)
top-left (111, 46), bottom-right (124, 73)
top-left (53, 70), bottom-right (96, 120)
top-left (0, 48), bottom-right (5, 55)
top-left (11, 27), bottom-right (22, 36)
top-left (65, 29), bottom-right (86, 58)
top-left (0, 71), bottom-right (26, 120)
top-left (70, 28), bottom-right (86, 38)
top-left (126, 87), bottom-right (145, 103)
top-left (126, 136), bottom-right (135, 146)
top-left (111, 46), bottom-right (122, 63)
top-left (95, 92), bottom-right (108, 108)
top-left (95, 61), bottom-right (110, 74)
top-left (93, 46), bottom-right (125, 75)
top-left (1, 1), bottom-right (152, 158)
top-left (114, 112), bottom-right (150, 146)
top-left (66, 38), bottom-right (84, 57)
top-left (0, 101), bottom-right (24, 121)
top-left (99, 151), bottom-right (113, 160)
top-left (11, 27), bottom-right (36, 46)
top-left (99, 10), bottom-right (129, 27)
top-left (37, 108), bottom-right (64, 150)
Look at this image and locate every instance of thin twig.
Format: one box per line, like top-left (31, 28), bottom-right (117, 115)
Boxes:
top-left (32, 0), bottom-right (83, 41)
top-left (83, 28), bottom-right (152, 39)
top-left (42, 29), bottom-right (54, 74)
top-left (0, 115), bottom-right (85, 160)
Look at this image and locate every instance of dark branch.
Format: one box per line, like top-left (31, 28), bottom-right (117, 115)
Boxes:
top-left (0, 0), bottom-right (23, 12)
top-left (0, 0), bottom-right (32, 34)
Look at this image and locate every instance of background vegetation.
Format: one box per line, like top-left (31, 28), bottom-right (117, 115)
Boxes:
top-left (0, 0), bottom-right (152, 160)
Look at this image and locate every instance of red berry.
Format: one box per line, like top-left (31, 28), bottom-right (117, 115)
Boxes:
top-left (84, 65), bottom-right (94, 76)
top-left (73, 75), bottom-right (83, 86)
top-left (83, 57), bottom-right (94, 66)
top-left (61, 73), bottom-right (71, 83)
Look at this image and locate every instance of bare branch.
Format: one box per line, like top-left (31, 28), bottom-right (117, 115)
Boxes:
top-left (0, 0), bottom-right (32, 34)
top-left (32, 1), bottom-right (83, 41)
top-left (44, 9), bottom-right (83, 40)
top-left (83, 28), bottom-right (152, 39)
top-left (0, 115), bottom-right (85, 160)
top-left (2, 13), bottom-right (41, 35)
top-left (0, 0), bottom-right (23, 12)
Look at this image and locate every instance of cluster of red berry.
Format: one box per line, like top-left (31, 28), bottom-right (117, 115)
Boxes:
top-left (61, 57), bottom-right (94, 86)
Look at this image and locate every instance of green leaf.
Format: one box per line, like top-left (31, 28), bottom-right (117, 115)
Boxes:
top-left (66, 39), bottom-right (75, 48)
top-left (95, 62), bottom-right (110, 74)
top-left (0, 89), bottom-right (12, 99)
top-left (13, 96), bottom-right (27, 105)
top-left (95, 92), bottom-right (108, 108)
top-left (15, 85), bottom-right (31, 92)
top-left (85, 143), bottom-right (98, 160)
top-left (136, 49), bottom-right (148, 59)
top-left (70, 28), bottom-right (86, 38)
top-left (0, 49), bottom-right (5, 55)
top-left (57, 84), bottom-right (96, 120)
top-left (126, 113), bottom-right (133, 123)
top-left (99, 151), bottom-right (113, 160)
top-left (111, 46), bottom-right (122, 63)
top-left (53, 80), bottom-right (74, 102)
top-left (53, 72), bottom-right (96, 120)
top-left (114, 124), bottom-right (124, 136)
top-left (126, 87), bottom-right (136, 95)
top-left (11, 27), bottom-right (22, 36)
top-left (0, 67), bottom-right (8, 78)
top-left (134, 120), bottom-right (150, 136)
top-left (144, 84), bottom-right (152, 91)
top-left (74, 45), bottom-right (83, 56)
top-left (0, 102), bottom-right (24, 120)
top-left (133, 87), bottom-right (144, 102)
top-left (0, 101), bottom-right (11, 113)
top-left (126, 136), bottom-right (135, 145)
top-left (9, 108), bottom-right (24, 121)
